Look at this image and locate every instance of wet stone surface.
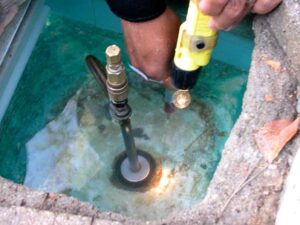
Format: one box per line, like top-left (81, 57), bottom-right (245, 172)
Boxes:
top-left (24, 79), bottom-right (219, 220)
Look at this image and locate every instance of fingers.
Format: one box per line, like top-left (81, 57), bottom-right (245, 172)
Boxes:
top-left (226, 1), bottom-right (255, 29)
top-left (209, 0), bottom-right (247, 30)
top-left (199, 0), bottom-right (229, 16)
top-left (200, 0), bottom-right (282, 31)
top-left (252, 0), bottom-right (282, 14)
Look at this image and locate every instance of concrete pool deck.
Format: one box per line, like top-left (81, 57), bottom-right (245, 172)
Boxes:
top-left (0, 0), bottom-right (300, 224)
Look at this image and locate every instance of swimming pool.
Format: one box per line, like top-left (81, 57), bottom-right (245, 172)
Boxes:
top-left (0, 0), bottom-right (254, 220)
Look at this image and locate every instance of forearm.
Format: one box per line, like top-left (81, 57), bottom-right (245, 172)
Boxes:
top-left (105, 0), bottom-right (180, 88)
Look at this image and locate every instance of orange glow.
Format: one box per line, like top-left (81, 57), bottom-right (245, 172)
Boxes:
top-left (172, 90), bottom-right (191, 109)
top-left (151, 168), bottom-right (175, 195)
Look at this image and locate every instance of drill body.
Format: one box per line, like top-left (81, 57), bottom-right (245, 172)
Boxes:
top-left (172, 0), bottom-right (217, 90)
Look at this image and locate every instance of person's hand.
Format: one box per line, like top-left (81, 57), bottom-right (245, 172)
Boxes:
top-left (121, 8), bottom-right (180, 89)
top-left (199, 0), bottom-right (283, 30)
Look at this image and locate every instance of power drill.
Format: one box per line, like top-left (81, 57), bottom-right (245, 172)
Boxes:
top-left (171, 0), bottom-right (218, 90)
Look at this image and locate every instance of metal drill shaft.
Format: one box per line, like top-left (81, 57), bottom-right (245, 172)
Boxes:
top-left (105, 45), bottom-right (141, 173)
top-left (119, 119), bottom-right (141, 172)
top-left (86, 45), bottom-right (156, 188)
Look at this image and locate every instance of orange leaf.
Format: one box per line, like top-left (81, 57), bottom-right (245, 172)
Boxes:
top-left (261, 54), bottom-right (282, 71)
top-left (265, 60), bottom-right (281, 71)
top-left (264, 95), bottom-right (273, 102)
top-left (254, 117), bottom-right (300, 163)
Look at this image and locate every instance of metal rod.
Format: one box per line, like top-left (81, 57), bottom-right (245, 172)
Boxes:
top-left (85, 55), bottom-right (108, 98)
top-left (119, 119), bottom-right (141, 172)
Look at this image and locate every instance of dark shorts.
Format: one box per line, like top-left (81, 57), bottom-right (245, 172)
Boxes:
top-left (105, 0), bottom-right (166, 22)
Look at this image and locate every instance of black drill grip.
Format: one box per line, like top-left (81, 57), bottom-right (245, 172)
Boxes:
top-left (171, 63), bottom-right (201, 90)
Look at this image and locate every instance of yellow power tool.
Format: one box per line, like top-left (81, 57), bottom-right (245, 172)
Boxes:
top-left (171, 0), bottom-right (218, 90)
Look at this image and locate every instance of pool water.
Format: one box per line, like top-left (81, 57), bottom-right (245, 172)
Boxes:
top-left (0, 3), bottom-right (253, 221)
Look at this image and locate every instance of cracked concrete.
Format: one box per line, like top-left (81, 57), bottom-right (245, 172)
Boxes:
top-left (0, 0), bottom-right (299, 224)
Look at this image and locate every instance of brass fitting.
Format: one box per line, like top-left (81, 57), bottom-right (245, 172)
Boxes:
top-left (106, 45), bottom-right (121, 65)
top-left (105, 45), bottom-right (128, 103)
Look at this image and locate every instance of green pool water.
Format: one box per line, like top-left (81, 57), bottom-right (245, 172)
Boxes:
top-left (0, 2), bottom-right (254, 221)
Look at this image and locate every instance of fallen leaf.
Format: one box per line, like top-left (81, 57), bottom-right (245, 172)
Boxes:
top-left (49, 192), bottom-right (58, 201)
top-left (254, 117), bottom-right (300, 163)
top-left (264, 95), bottom-right (273, 102)
top-left (265, 60), bottom-right (281, 71)
top-left (261, 54), bottom-right (282, 71)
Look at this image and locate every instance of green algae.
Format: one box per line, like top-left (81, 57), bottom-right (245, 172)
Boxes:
top-left (0, 7), bottom-right (252, 220)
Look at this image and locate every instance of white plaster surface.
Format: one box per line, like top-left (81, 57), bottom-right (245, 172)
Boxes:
top-left (276, 147), bottom-right (300, 225)
top-left (24, 81), bottom-right (219, 220)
